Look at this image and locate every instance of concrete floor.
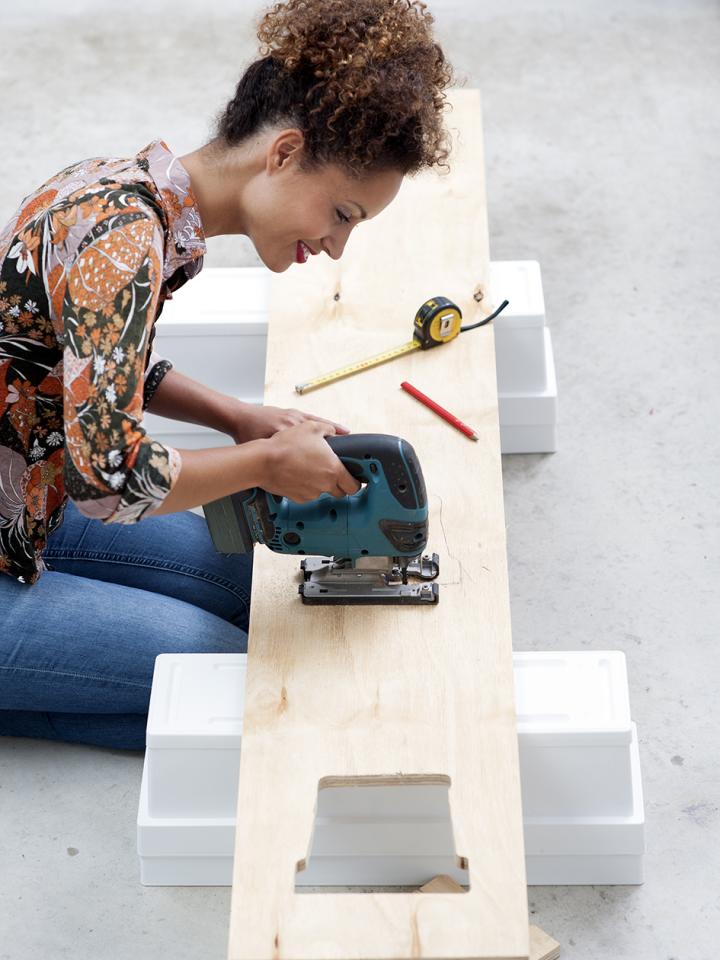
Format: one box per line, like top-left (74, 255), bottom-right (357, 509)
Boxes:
top-left (1, 1), bottom-right (719, 957)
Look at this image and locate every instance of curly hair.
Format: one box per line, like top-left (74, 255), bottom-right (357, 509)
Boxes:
top-left (214, 0), bottom-right (454, 176)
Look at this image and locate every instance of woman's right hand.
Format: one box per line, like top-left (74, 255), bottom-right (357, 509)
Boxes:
top-left (259, 420), bottom-right (362, 502)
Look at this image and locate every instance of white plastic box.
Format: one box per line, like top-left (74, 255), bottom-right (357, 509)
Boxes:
top-left (490, 260), bottom-right (547, 394)
top-left (498, 327), bottom-right (557, 454)
top-left (144, 656), bottom-right (246, 819)
top-left (144, 262), bottom-right (558, 454)
top-left (489, 260), bottom-right (558, 454)
top-left (138, 651), bottom-right (644, 886)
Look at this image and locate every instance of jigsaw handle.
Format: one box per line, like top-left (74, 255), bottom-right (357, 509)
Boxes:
top-left (326, 436), bottom-right (367, 482)
top-left (326, 434), bottom-right (427, 510)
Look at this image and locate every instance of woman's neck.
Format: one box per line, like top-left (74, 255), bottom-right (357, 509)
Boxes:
top-left (178, 142), bottom-right (252, 239)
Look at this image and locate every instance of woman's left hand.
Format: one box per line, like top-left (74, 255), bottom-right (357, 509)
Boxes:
top-left (228, 401), bottom-right (350, 444)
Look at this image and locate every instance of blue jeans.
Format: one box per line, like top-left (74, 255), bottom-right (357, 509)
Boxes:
top-left (0, 501), bottom-right (252, 750)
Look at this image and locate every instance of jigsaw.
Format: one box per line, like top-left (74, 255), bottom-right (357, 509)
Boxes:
top-left (202, 433), bottom-right (439, 605)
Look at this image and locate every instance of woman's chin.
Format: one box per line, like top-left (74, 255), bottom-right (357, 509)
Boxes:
top-left (257, 249), bottom-right (292, 273)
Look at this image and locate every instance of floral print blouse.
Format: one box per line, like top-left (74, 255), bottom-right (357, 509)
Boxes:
top-left (0, 139), bottom-right (206, 584)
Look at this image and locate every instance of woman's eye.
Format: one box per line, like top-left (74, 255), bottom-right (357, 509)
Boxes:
top-left (336, 209), bottom-right (351, 224)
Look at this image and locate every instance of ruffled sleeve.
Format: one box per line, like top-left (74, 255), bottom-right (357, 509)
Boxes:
top-left (62, 194), bottom-right (181, 522)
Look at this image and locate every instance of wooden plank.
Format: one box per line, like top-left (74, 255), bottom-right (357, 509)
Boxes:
top-left (528, 927), bottom-right (561, 960)
top-left (227, 89), bottom-right (528, 960)
top-left (418, 880), bottom-right (560, 960)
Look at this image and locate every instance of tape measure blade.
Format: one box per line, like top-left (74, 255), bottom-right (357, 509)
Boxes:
top-left (296, 363), bottom-right (364, 395)
top-left (295, 340), bottom-right (419, 394)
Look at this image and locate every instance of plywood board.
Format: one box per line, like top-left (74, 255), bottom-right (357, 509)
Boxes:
top-left (418, 880), bottom-right (559, 960)
top-left (228, 89), bottom-right (528, 960)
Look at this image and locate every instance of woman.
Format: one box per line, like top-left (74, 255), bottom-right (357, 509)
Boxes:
top-left (0, 0), bottom-right (453, 749)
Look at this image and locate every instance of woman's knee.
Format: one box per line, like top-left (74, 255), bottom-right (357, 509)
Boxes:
top-left (0, 570), bottom-right (247, 717)
top-left (168, 510), bottom-right (253, 629)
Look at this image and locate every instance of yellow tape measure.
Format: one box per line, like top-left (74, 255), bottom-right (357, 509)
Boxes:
top-left (295, 297), bottom-right (463, 395)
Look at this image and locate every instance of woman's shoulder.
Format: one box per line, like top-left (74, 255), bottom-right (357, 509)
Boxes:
top-left (1, 147), bottom-right (166, 270)
top-left (1, 139), bottom-right (205, 305)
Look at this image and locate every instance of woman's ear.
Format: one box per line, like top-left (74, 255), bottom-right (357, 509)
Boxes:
top-left (267, 128), bottom-right (305, 173)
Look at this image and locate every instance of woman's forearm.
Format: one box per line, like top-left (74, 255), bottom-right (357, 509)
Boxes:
top-left (150, 440), bottom-right (269, 515)
top-left (147, 366), bottom-right (246, 436)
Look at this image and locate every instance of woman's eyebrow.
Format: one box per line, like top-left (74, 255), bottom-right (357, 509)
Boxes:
top-left (350, 201), bottom-right (367, 219)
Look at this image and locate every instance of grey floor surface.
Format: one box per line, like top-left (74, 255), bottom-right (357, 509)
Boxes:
top-left (1, 1), bottom-right (719, 958)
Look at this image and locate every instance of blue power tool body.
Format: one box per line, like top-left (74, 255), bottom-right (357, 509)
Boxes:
top-left (202, 433), bottom-right (439, 604)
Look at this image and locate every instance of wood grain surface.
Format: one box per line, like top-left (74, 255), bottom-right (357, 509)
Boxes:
top-left (227, 89), bottom-right (529, 960)
top-left (418, 879), bottom-right (559, 960)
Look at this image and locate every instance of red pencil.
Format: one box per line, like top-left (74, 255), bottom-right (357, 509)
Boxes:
top-left (400, 381), bottom-right (478, 441)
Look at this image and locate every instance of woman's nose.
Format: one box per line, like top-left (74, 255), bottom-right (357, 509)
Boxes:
top-left (323, 228), bottom-right (351, 261)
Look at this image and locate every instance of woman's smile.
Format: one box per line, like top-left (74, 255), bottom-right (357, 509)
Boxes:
top-left (296, 240), bottom-right (318, 264)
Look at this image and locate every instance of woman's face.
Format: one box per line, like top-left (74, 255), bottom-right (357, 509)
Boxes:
top-left (241, 129), bottom-right (405, 273)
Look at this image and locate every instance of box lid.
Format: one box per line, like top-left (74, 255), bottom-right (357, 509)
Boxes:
top-left (146, 650), bottom-right (633, 747)
top-left (514, 651), bottom-right (632, 745)
top-left (146, 653), bottom-right (246, 748)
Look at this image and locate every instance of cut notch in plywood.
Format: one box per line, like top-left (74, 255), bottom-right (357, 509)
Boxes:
top-left (295, 774), bottom-right (470, 891)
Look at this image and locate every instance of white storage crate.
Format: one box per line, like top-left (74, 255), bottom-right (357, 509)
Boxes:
top-left (145, 655), bottom-right (246, 819)
top-left (488, 260), bottom-right (558, 454)
top-left (524, 726), bottom-right (645, 884)
top-left (498, 327), bottom-right (557, 454)
top-left (138, 651), bottom-right (644, 886)
top-left (489, 260), bottom-right (547, 394)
